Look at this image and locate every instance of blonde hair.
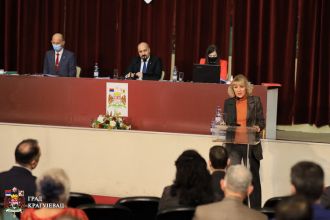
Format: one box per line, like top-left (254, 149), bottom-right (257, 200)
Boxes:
top-left (227, 74), bottom-right (253, 98)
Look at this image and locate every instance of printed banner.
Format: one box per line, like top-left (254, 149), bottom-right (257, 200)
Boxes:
top-left (106, 82), bottom-right (128, 117)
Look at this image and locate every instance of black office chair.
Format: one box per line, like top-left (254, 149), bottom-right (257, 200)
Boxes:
top-left (156, 206), bottom-right (195, 220)
top-left (67, 192), bottom-right (96, 208)
top-left (116, 196), bottom-right (160, 220)
top-left (78, 204), bottom-right (133, 220)
top-left (257, 207), bottom-right (276, 219)
top-left (263, 196), bottom-right (290, 209)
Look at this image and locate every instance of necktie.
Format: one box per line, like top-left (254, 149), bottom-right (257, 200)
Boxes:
top-left (142, 61), bottom-right (147, 73)
top-left (55, 53), bottom-right (60, 71)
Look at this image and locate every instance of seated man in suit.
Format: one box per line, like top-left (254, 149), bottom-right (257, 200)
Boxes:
top-left (193, 165), bottom-right (267, 220)
top-left (0, 139), bottom-right (41, 201)
top-left (125, 42), bottom-right (162, 80)
top-left (208, 145), bottom-right (229, 201)
top-left (43, 33), bottom-right (76, 77)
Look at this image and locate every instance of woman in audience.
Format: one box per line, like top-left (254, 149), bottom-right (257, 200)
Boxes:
top-left (158, 150), bottom-right (214, 211)
top-left (224, 74), bottom-right (265, 209)
top-left (21, 168), bottom-right (88, 220)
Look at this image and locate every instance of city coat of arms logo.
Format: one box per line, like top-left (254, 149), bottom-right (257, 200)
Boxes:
top-left (3, 187), bottom-right (25, 213)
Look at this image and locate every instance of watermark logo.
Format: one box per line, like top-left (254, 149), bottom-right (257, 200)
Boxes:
top-left (4, 187), bottom-right (25, 213)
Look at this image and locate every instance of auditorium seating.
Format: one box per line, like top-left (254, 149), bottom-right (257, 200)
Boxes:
top-left (78, 204), bottom-right (132, 220)
top-left (156, 206), bottom-right (195, 220)
top-left (116, 196), bottom-right (160, 220)
top-left (68, 192), bottom-right (96, 208)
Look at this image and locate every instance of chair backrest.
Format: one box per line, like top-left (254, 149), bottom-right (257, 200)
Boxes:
top-left (199, 58), bottom-right (228, 81)
top-left (263, 196), bottom-right (290, 209)
top-left (67, 192), bottom-right (95, 208)
top-left (116, 196), bottom-right (160, 220)
top-left (76, 66), bottom-right (81, 78)
top-left (156, 206), bottom-right (195, 220)
top-left (257, 207), bottom-right (276, 219)
top-left (79, 204), bottom-right (133, 220)
top-left (160, 71), bottom-right (165, 80)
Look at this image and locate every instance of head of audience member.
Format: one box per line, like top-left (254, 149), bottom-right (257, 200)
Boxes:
top-left (205, 44), bottom-right (219, 65)
top-left (15, 138), bottom-right (41, 170)
top-left (51, 33), bottom-right (65, 52)
top-left (209, 145), bottom-right (228, 172)
top-left (37, 168), bottom-right (70, 205)
top-left (171, 149), bottom-right (214, 206)
top-left (276, 195), bottom-right (313, 220)
top-left (228, 74), bottom-right (253, 99)
top-left (137, 42), bottom-right (151, 62)
top-left (290, 161), bottom-right (324, 203)
top-left (221, 165), bottom-right (253, 201)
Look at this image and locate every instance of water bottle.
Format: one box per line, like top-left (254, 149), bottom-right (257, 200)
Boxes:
top-left (93, 62), bottom-right (99, 78)
top-left (172, 66), bottom-right (178, 82)
top-left (214, 106), bottom-right (226, 140)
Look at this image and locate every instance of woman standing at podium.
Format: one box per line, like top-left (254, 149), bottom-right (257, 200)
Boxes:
top-left (224, 74), bottom-right (265, 209)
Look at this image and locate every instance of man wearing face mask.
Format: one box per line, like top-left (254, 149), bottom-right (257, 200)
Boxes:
top-left (125, 42), bottom-right (162, 80)
top-left (43, 33), bottom-right (77, 77)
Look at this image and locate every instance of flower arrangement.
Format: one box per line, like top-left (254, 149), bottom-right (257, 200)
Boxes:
top-left (91, 114), bottom-right (131, 130)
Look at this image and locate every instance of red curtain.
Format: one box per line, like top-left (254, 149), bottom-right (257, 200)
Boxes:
top-left (231, 0), bottom-right (299, 124)
top-left (0, 0), bottom-right (329, 126)
top-left (2, 0), bottom-right (66, 73)
top-left (294, 0), bottom-right (330, 126)
top-left (175, 0), bottom-right (231, 80)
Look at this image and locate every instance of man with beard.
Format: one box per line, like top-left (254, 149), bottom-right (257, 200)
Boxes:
top-left (125, 42), bottom-right (162, 80)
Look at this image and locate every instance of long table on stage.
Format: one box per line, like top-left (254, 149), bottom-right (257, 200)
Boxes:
top-left (0, 75), bottom-right (278, 138)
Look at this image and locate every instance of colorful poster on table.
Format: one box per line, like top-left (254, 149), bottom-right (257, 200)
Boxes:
top-left (106, 82), bottom-right (128, 116)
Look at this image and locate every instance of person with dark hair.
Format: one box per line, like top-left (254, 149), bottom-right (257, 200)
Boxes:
top-left (158, 150), bottom-right (214, 210)
top-left (291, 161), bottom-right (330, 219)
top-left (208, 145), bottom-right (228, 201)
top-left (43, 33), bottom-right (77, 77)
top-left (199, 44), bottom-right (228, 81)
top-left (0, 139), bottom-right (41, 201)
top-left (224, 74), bottom-right (265, 209)
top-left (193, 165), bottom-right (266, 220)
top-left (276, 195), bottom-right (313, 220)
top-left (21, 168), bottom-right (88, 220)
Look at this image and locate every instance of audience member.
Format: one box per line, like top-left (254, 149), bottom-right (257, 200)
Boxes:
top-left (125, 42), bottom-right (162, 80)
top-left (320, 186), bottom-right (330, 209)
top-left (43, 33), bottom-right (77, 77)
top-left (158, 150), bottom-right (214, 211)
top-left (275, 195), bottom-right (312, 220)
top-left (291, 161), bottom-right (330, 220)
top-left (193, 165), bottom-right (266, 220)
top-left (208, 145), bottom-right (228, 201)
top-left (21, 168), bottom-right (88, 220)
top-left (0, 139), bottom-right (41, 201)
top-left (224, 74), bottom-right (265, 208)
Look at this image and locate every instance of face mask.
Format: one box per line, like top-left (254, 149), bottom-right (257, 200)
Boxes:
top-left (208, 56), bottom-right (218, 64)
top-left (52, 44), bottom-right (62, 52)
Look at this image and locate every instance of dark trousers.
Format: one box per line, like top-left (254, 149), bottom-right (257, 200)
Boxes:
top-left (226, 144), bottom-right (262, 209)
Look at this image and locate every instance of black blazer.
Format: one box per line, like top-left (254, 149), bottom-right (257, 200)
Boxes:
top-left (125, 55), bottom-right (162, 80)
top-left (224, 96), bottom-right (265, 160)
top-left (0, 166), bottom-right (37, 201)
top-left (211, 170), bottom-right (225, 201)
top-left (43, 49), bottom-right (77, 77)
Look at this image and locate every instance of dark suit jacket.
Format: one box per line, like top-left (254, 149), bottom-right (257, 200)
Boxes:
top-left (321, 186), bottom-right (330, 209)
top-left (224, 96), bottom-right (265, 160)
top-left (193, 197), bottom-right (267, 220)
top-left (0, 166), bottom-right (37, 201)
top-left (43, 49), bottom-right (77, 77)
top-left (125, 55), bottom-right (162, 80)
top-left (211, 170), bottom-right (225, 201)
